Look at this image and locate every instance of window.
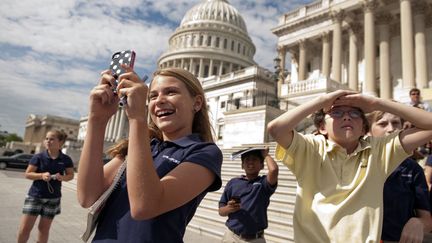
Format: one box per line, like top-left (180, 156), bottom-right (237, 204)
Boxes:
top-left (224, 39), bottom-right (227, 49)
top-left (231, 41), bottom-right (235, 51)
top-left (199, 35), bottom-right (204, 46)
top-left (220, 101), bottom-right (226, 108)
top-left (207, 36), bottom-right (212, 46)
top-left (204, 65), bottom-right (209, 77)
top-left (234, 98), bottom-right (240, 109)
top-left (217, 125), bottom-right (224, 139)
top-left (216, 37), bottom-right (220, 48)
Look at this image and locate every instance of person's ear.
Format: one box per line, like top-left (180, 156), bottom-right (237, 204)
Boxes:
top-left (193, 95), bottom-right (203, 112)
top-left (318, 123), bottom-right (328, 136)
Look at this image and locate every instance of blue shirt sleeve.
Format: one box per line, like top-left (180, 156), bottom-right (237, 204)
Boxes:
top-left (184, 143), bottom-right (223, 192)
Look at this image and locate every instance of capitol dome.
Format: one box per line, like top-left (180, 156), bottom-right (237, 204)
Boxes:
top-left (158, 0), bottom-right (256, 79)
top-left (180, 0), bottom-right (248, 35)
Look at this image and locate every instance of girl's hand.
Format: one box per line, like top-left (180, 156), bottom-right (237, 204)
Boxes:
top-left (88, 70), bottom-right (120, 122)
top-left (116, 65), bottom-right (149, 122)
top-left (41, 172), bottom-right (51, 181)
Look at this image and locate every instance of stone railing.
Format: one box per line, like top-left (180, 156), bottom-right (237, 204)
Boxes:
top-left (280, 0), bottom-right (332, 23)
top-left (280, 77), bottom-right (350, 97)
top-left (201, 65), bottom-right (273, 87)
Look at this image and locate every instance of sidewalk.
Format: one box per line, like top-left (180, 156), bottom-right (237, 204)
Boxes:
top-left (0, 169), bottom-right (219, 243)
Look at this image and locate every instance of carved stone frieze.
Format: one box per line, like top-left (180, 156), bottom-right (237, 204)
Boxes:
top-left (348, 22), bottom-right (363, 35)
top-left (375, 13), bottom-right (393, 25)
top-left (330, 9), bottom-right (345, 22)
top-left (321, 31), bottom-right (330, 42)
top-left (412, 1), bottom-right (428, 16)
top-left (298, 39), bottom-right (306, 50)
top-left (362, 0), bottom-right (379, 13)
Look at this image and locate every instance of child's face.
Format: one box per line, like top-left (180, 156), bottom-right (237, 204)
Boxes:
top-left (320, 106), bottom-right (365, 145)
top-left (370, 113), bottom-right (402, 137)
top-left (148, 75), bottom-right (201, 140)
top-left (44, 132), bottom-right (62, 151)
top-left (241, 154), bottom-right (263, 175)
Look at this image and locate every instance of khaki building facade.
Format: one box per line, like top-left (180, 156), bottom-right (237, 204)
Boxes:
top-left (272, 0), bottom-right (432, 108)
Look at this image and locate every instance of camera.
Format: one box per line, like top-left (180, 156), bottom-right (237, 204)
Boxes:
top-left (231, 196), bottom-right (241, 203)
top-left (50, 174), bottom-right (57, 180)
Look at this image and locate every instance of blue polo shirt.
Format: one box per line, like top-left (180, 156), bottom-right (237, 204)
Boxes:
top-left (381, 158), bottom-right (430, 241)
top-left (28, 150), bottom-right (74, 198)
top-left (219, 175), bottom-right (277, 235)
top-left (93, 134), bottom-right (222, 243)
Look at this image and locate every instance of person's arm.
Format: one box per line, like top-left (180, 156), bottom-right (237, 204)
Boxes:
top-left (57, 167), bottom-right (74, 182)
top-left (268, 90), bottom-right (356, 149)
top-left (399, 210), bottom-right (432, 243)
top-left (218, 200), bottom-right (241, 217)
top-left (24, 164), bottom-right (50, 181)
top-left (77, 70), bottom-right (122, 208)
top-left (263, 147), bottom-right (278, 186)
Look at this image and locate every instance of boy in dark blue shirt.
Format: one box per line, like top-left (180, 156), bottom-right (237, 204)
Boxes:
top-left (219, 147), bottom-right (278, 242)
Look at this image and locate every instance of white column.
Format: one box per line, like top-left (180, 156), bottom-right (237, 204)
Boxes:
top-left (209, 59), bottom-right (214, 76)
top-left (189, 58), bottom-right (194, 74)
top-left (413, 1), bottom-right (429, 88)
top-left (116, 108), bottom-right (126, 140)
top-left (331, 10), bottom-right (344, 83)
top-left (180, 59), bottom-right (185, 69)
top-left (377, 13), bottom-right (392, 99)
top-left (219, 61), bottom-right (224, 76)
top-left (400, 0), bottom-right (415, 88)
top-left (198, 59), bottom-right (204, 78)
top-left (363, 0), bottom-right (378, 96)
top-left (321, 32), bottom-right (330, 78)
top-left (298, 40), bottom-right (307, 81)
top-left (348, 24), bottom-right (360, 91)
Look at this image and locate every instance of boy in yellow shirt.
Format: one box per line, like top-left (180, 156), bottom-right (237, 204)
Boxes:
top-left (267, 90), bottom-right (432, 243)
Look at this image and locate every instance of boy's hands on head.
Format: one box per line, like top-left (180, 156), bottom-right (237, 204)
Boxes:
top-left (321, 90), bottom-right (358, 112)
top-left (332, 93), bottom-right (379, 113)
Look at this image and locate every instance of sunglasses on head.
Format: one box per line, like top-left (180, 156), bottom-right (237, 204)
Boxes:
top-left (327, 109), bottom-right (362, 119)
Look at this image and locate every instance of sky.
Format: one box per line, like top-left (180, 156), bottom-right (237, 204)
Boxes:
top-left (0, 0), bottom-right (312, 137)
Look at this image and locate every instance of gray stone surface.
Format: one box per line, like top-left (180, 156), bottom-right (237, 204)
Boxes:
top-left (0, 169), bottom-right (220, 243)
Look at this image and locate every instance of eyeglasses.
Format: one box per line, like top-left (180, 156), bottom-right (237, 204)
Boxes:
top-left (410, 93), bottom-right (420, 96)
top-left (327, 109), bottom-right (363, 119)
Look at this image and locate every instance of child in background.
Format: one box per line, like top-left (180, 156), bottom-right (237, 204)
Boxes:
top-left (267, 90), bottom-right (432, 243)
top-left (367, 111), bottom-right (431, 243)
top-left (17, 130), bottom-right (75, 243)
top-left (219, 147), bottom-right (278, 243)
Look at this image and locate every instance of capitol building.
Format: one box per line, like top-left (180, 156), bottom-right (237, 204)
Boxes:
top-left (72, 0), bottom-right (432, 241)
top-left (79, 0), bottom-right (432, 149)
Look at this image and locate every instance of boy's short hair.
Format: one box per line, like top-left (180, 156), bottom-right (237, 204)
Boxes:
top-left (409, 88), bottom-right (420, 95)
top-left (241, 150), bottom-right (265, 164)
top-left (312, 108), bottom-right (370, 134)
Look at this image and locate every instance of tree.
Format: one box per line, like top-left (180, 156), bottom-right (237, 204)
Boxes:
top-left (0, 133), bottom-right (23, 147)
